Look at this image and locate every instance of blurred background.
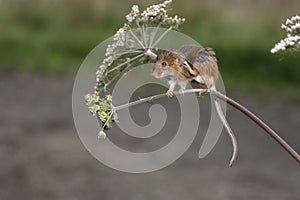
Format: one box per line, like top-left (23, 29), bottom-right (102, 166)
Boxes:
top-left (0, 0), bottom-right (299, 199)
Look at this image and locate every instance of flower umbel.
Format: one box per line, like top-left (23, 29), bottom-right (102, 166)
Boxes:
top-left (93, 0), bottom-right (185, 95)
top-left (85, 0), bottom-right (185, 138)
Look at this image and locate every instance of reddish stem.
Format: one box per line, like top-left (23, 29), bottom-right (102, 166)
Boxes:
top-left (210, 89), bottom-right (300, 164)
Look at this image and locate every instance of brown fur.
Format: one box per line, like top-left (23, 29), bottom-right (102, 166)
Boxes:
top-left (179, 45), bottom-right (219, 88)
top-left (154, 50), bottom-right (195, 77)
top-left (153, 45), bottom-right (219, 89)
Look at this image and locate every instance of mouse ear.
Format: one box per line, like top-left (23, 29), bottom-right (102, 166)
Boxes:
top-left (156, 50), bottom-right (167, 61)
top-left (174, 51), bottom-right (185, 62)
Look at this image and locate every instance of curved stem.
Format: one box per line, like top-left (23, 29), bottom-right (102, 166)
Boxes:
top-left (210, 89), bottom-right (300, 164)
top-left (113, 89), bottom-right (208, 111)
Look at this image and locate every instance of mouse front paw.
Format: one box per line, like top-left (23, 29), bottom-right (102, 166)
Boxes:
top-left (166, 89), bottom-right (174, 97)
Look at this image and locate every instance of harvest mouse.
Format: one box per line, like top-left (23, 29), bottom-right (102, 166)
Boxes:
top-left (152, 45), bottom-right (218, 96)
top-left (152, 45), bottom-right (238, 166)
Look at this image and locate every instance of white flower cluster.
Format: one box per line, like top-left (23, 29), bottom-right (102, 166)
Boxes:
top-left (95, 25), bottom-right (130, 93)
top-left (139, 0), bottom-right (185, 26)
top-left (271, 15), bottom-right (300, 53)
top-left (140, 0), bottom-right (169, 22)
top-left (126, 5), bottom-right (140, 23)
top-left (281, 15), bottom-right (300, 34)
top-left (165, 15), bottom-right (186, 26)
top-left (125, 0), bottom-right (186, 26)
top-left (93, 0), bottom-right (185, 94)
top-left (271, 35), bottom-right (300, 53)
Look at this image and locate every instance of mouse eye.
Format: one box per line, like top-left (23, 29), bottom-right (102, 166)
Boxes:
top-left (161, 62), bottom-right (167, 67)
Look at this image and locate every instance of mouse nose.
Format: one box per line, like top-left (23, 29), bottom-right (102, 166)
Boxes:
top-left (152, 70), bottom-right (158, 77)
top-left (152, 68), bottom-right (160, 78)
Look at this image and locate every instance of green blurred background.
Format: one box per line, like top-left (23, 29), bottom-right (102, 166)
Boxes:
top-left (1, 0), bottom-right (299, 91)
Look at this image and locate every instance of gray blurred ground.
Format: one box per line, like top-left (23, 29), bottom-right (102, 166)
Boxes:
top-left (0, 73), bottom-right (299, 200)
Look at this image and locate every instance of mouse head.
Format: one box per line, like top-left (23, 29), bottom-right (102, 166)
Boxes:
top-left (152, 50), bottom-right (185, 79)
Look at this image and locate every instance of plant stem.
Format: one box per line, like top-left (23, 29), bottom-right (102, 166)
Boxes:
top-left (113, 89), bottom-right (208, 111)
top-left (111, 87), bottom-right (300, 164)
top-left (129, 29), bottom-right (145, 49)
top-left (210, 89), bottom-right (300, 164)
top-left (108, 53), bottom-right (144, 73)
top-left (144, 48), bottom-right (158, 60)
top-left (151, 26), bottom-right (172, 48)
